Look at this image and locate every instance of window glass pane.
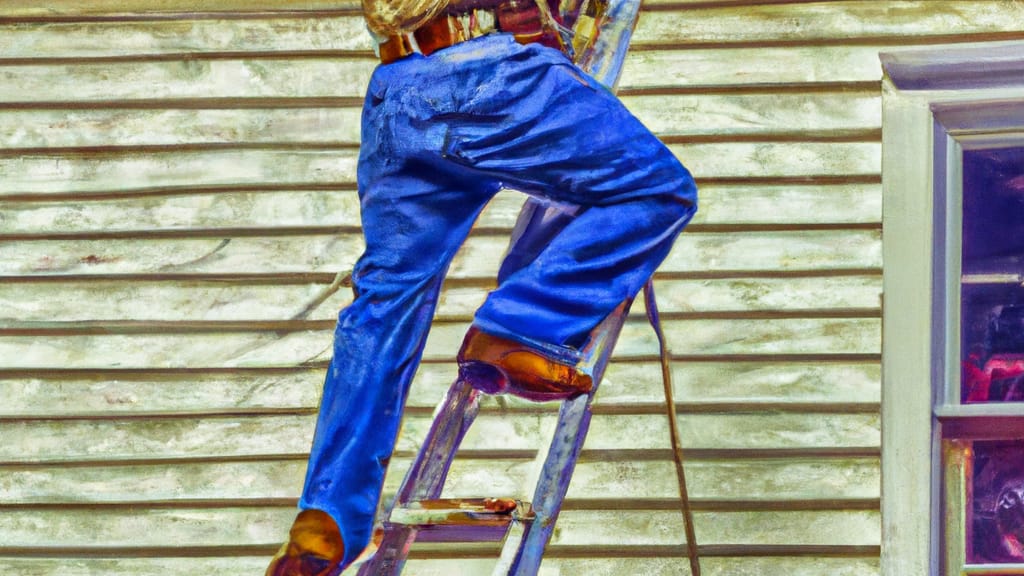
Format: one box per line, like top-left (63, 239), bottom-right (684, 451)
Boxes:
top-left (961, 146), bottom-right (1024, 403)
top-left (969, 440), bottom-right (1024, 564)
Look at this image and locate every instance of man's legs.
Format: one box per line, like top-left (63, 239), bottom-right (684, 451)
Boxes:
top-left (271, 35), bottom-right (696, 573)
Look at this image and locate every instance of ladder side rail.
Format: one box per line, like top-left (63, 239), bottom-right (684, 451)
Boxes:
top-left (396, 379), bottom-right (484, 503)
top-left (355, 527), bottom-right (416, 576)
top-left (502, 301), bottom-right (631, 575)
top-left (488, 13), bottom-right (646, 545)
top-left (575, 0), bottom-right (642, 91)
top-left (356, 380), bottom-right (483, 576)
top-left (504, 393), bottom-right (593, 575)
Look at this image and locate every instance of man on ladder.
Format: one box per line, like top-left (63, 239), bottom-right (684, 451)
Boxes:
top-left (265, 0), bottom-right (698, 571)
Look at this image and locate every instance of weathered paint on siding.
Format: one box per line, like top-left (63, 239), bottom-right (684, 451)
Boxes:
top-left (2, 0), bottom-right (1014, 573)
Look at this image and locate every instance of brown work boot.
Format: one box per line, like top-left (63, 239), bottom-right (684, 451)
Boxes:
top-left (457, 327), bottom-right (593, 401)
top-left (266, 509), bottom-right (345, 576)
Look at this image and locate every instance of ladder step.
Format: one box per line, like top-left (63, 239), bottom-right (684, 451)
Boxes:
top-left (386, 498), bottom-right (534, 543)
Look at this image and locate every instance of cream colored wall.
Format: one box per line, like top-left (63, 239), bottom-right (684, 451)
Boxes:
top-left (2, 1), bottom-right (1021, 574)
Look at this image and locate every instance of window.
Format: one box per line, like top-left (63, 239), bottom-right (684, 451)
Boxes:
top-left (881, 42), bottom-right (1024, 575)
top-left (939, 138), bottom-right (1024, 573)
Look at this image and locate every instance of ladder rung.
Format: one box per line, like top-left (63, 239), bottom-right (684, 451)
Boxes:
top-left (387, 498), bottom-right (533, 543)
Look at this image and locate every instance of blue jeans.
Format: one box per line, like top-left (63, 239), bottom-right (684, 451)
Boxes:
top-left (299, 33), bottom-right (696, 566)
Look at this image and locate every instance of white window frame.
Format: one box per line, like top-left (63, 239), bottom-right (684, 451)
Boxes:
top-left (881, 41), bottom-right (1024, 576)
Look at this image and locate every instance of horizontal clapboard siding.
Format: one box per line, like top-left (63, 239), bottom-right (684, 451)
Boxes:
top-left (4, 1), bottom-right (1023, 53)
top-left (0, 275), bottom-right (884, 322)
top-left (0, 93), bottom-right (881, 147)
top-left (0, 183), bottom-right (882, 234)
top-left (3, 455), bottom-right (882, 503)
top-left (4, 0), bottom-right (1015, 573)
top-left (0, 145), bottom-right (881, 196)
top-left (0, 410), bottom-right (881, 462)
top-left (1, 360), bottom-right (880, 416)
top-left (0, 317), bottom-right (882, 368)
top-left (0, 557), bottom-right (883, 576)
top-left (0, 507), bottom-right (881, 547)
